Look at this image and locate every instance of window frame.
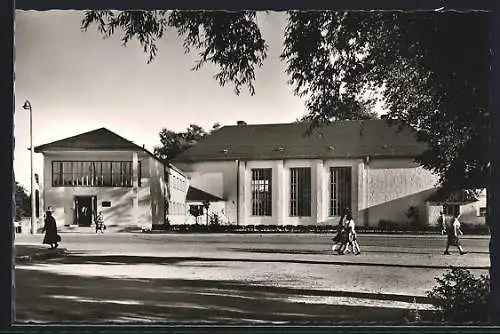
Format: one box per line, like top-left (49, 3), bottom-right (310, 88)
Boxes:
top-left (251, 168), bottom-right (273, 217)
top-left (52, 160), bottom-right (137, 188)
top-left (290, 167), bottom-right (312, 217)
top-left (329, 166), bottom-right (352, 217)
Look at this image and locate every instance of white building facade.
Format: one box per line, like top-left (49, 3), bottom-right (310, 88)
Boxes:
top-left (174, 120), bottom-right (442, 227)
top-left (35, 128), bottom-right (188, 231)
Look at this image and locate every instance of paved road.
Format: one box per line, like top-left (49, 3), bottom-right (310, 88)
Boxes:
top-left (14, 233), bottom-right (490, 325)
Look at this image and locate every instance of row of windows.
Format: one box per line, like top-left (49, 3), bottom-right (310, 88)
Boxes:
top-left (52, 161), bottom-right (142, 187)
top-left (251, 167), bottom-right (351, 217)
top-left (168, 201), bottom-right (185, 215)
top-left (171, 174), bottom-right (186, 191)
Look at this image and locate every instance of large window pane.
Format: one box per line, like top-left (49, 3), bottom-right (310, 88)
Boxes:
top-left (111, 162), bottom-right (121, 186)
top-left (102, 162), bottom-right (113, 186)
top-left (82, 161), bottom-right (91, 186)
top-left (329, 167), bottom-right (352, 216)
top-left (52, 161), bottom-right (62, 186)
top-left (51, 160), bottom-right (135, 188)
top-left (62, 161), bottom-right (72, 186)
top-left (251, 168), bottom-right (272, 216)
top-left (290, 167), bottom-right (311, 217)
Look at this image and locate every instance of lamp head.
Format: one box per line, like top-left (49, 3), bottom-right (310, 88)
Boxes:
top-left (22, 100), bottom-right (31, 110)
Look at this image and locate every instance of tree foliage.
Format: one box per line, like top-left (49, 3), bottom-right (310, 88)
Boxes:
top-left (281, 11), bottom-right (490, 193)
top-left (81, 10), bottom-right (267, 95)
top-left (154, 123), bottom-right (221, 162)
top-left (14, 182), bottom-right (31, 221)
top-left (81, 10), bottom-right (490, 193)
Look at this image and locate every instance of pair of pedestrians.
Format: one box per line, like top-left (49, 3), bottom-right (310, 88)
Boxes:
top-left (332, 210), bottom-right (361, 255)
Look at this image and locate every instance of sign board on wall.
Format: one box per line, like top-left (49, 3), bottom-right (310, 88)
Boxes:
top-left (102, 201), bottom-right (111, 207)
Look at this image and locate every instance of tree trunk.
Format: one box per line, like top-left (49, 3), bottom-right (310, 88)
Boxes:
top-left (488, 10), bottom-right (500, 324)
top-left (488, 174), bottom-right (499, 323)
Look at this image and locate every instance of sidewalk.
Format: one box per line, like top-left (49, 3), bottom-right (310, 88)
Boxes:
top-left (15, 244), bottom-right (67, 263)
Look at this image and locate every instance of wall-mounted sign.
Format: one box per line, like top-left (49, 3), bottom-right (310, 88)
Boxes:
top-left (102, 201), bottom-right (111, 207)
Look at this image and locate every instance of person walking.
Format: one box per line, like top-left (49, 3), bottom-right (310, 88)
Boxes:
top-left (95, 211), bottom-right (106, 233)
top-left (439, 211), bottom-right (447, 234)
top-left (444, 213), bottom-right (467, 255)
top-left (42, 208), bottom-right (60, 249)
top-left (341, 212), bottom-right (361, 255)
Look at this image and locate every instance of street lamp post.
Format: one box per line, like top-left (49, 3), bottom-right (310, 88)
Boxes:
top-left (22, 100), bottom-right (36, 235)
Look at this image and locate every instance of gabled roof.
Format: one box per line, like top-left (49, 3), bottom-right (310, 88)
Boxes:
top-left (34, 128), bottom-right (140, 152)
top-left (174, 120), bottom-right (428, 162)
top-left (186, 186), bottom-right (224, 202)
top-left (34, 127), bottom-right (185, 176)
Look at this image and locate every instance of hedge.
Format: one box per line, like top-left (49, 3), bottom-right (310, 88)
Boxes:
top-left (150, 223), bottom-right (490, 235)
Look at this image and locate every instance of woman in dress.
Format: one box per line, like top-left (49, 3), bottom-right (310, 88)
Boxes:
top-left (444, 213), bottom-right (467, 255)
top-left (42, 209), bottom-right (60, 249)
top-left (332, 208), bottom-right (349, 253)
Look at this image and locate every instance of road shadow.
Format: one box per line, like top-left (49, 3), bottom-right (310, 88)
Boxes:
top-left (20, 252), bottom-right (489, 270)
top-left (14, 268), bottom-right (440, 325)
top-left (221, 247), bottom-right (490, 256)
top-left (15, 245), bottom-right (50, 257)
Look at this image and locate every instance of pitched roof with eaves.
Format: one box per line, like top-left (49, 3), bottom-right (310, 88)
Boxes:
top-left (34, 127), bottom-right (185, 176)
top-left (174, 120), bottom-right (427, 162)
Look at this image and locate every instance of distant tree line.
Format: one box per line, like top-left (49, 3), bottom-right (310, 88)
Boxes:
top-left (154, 123), bottom-right (221, 162)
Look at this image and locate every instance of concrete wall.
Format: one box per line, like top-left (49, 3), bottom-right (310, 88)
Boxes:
top-left (166, 165), bottom-right (189, 225)
top-left (175, 161), bottom-right (238, 223)
top-left (363, 158), bottom-right (439, 227)
top-left (177, 157), bottom-right (440, 227)
top-left (40, 150), bottom-right (172, 231)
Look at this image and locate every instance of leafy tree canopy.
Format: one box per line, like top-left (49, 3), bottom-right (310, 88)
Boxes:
top-left (154, 123), bottom-right (221, 162)
top-left (14, 182), bottom-right (31, 221)
top-left (81, 10), bottom-right (490, 193)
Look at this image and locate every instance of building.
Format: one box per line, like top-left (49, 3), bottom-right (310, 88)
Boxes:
top-left (174, 120), bottom-right (443, 227)
top-left (34, 128), bottom-right (189, 231)
top-left (426, 188), bottom-right (487, 226)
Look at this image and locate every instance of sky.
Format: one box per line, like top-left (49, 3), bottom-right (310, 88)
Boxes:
top-left (14, 10), bottom-right (310, 191)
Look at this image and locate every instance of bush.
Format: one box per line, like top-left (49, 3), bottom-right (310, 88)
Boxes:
top-left (427, 267), bottom-right (490, 323)
top-left (209, 213), bottom-right (222, 226)
top-left (460, 222), bottom-right (490, 235)
top-left (379, 219), bottom-right (400, 230)
top-left (406, 205), bottom-right (423, 229)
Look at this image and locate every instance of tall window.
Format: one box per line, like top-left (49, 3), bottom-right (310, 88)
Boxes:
top-left (329, 167), bottom-right (352, 216)
top-left (52, 161), bottom-right (136, 187)
top-left (290, 167), bottom-right (311, 217)
top-left (251, 168), bottom-right (272, 216)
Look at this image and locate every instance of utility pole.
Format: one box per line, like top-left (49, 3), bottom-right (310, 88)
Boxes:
top-left (23, 100), bottom-right (36, 234)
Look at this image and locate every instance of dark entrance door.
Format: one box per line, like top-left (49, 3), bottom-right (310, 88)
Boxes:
top-left (75, 196), bottom-right (96, 227)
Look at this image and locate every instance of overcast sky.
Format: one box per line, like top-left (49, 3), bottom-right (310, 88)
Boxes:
top-left (14, 10), bottom-right (309, 190)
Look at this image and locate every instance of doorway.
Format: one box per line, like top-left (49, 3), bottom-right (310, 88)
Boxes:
top-left (75, 196), bottom-right (97, 227)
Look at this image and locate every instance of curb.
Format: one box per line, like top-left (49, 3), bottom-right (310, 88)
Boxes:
top-left (15, 248), bottom-right (68, 263)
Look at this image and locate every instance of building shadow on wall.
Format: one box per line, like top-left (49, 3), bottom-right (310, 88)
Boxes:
top-left (361, 188), bottom-right (438, 227)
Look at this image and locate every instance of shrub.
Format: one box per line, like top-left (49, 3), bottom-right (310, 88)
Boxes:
top-left (379, 219), bottom-right (400, 230)
top-left (209, 213), bottom-right (222, 226)
top-left (427, 267), bottom-right (490, 323)
top-left (406, 205), bottom-right (423, 229)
